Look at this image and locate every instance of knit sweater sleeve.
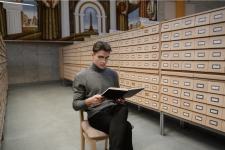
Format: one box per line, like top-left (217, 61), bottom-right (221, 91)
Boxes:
top-left (72, 74), bottom-right (88, 111)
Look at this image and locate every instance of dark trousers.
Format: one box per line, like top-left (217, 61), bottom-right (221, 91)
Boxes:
top-left (88, 104), bottom-right (133, 150)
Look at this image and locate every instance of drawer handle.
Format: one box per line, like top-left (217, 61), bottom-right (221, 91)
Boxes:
top-left (210, 109), bottom-right (218, 114)
top-left (210, 120), bottom-right (218, 126)
top-left (198, 17), bottom-right (206, 22)
top-left (214, 14), bottom-right (222, 19)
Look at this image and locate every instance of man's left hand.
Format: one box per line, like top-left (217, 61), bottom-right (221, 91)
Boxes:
top-left (114, 97), bottom-right (125, 104)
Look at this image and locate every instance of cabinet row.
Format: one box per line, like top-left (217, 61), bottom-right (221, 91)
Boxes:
top-left (120, 79), bottom-right (159, 93)
top-left (160, 103), bottom-right (225, 132)
top-left (161, 36), bottom-right (225, 50)
top-left (161, 61), bottom-right (225, 73)
top-left (161, 9), bottom-right (225, 32)
top-left (63, 48), bottom-right (225, 62)
top-left (161, 85), bottom-right (225, 100)
top-left (162, 49), bottom-right (225, 60)
top-left (119, 71), bottom-right (159, 84)
top-left (161, 22), bottom-right (225, 41)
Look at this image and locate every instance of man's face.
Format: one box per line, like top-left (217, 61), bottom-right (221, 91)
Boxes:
top-left (92, 50), bottom-right (110, 69)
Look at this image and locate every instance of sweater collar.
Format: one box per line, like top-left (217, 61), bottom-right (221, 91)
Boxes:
top-left (91, 63), bottom-right (105, 72)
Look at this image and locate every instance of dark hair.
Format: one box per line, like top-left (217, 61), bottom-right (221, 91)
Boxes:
top-left (93, 41), bottom-right (112, 53)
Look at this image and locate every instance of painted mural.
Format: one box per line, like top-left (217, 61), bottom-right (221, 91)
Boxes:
top-left (0, 0), bottom-right (157, 41)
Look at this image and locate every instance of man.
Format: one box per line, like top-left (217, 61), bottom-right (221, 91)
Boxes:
top-left (73, 41), bottom-right (133, 150)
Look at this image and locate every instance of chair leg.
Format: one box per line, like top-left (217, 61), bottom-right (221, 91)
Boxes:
top-left (81, 135), bottom-right (85, 150)
top-left (90, 140), bottom-right (97, 150)
top-left (104, 139), bottom-right (108, 150)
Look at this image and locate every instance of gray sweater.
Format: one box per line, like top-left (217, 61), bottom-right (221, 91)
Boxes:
top-left (73, 63), bottom-right (119, 118)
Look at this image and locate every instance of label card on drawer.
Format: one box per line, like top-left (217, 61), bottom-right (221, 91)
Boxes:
top-left (197, 83), bottom-right (204, 88)
top-left (196, 94), bottom-right (204, 99)
top-left (210, 109), bottom-right (218, 114)
top-left (163, 106), bottom-right (168, 110)
top-left (184, 63), bottom-right (191, 68)
top-left (163, 97), bottom-right (168, 101)
top-left (212, 52), bottom-right (221, 57)
top-left (209, 120), bottom-right (218, 126)
top-left (173, 80), bottom-right (179, 85)
top-left (199, 17), bottom-right (206, 22)
top-left (172, 109), bottom-right (178, 113)
top-left (198, 29), bottom-right (206, 34)
top-left (185, 20), bottom-right (192, 25)
top-left (210, 97), bottom-right (219, 103)
top-left (212, 64), bottom-right (221, 69)
top-left (196, 105), bottom-right (203, 110)
top-left (211, 85), bottom-right (220, 91)
top-left (183, 112), bottom-right (189, 117)
top-left (213, 27), bottom-right (222, 32)
top-left (213, 39), bottom-right (222, 44)
top-left (198, 41), bottom-right (206, 46)
top-left (184, 53), bottom-right (191, 57)
top-left (164, 25), bottom-right (169, 29)
top-left (198, 52), bottom-right (205, 57)
top-left (184, 102), bottom-right (190, 107)
top-left (174, 33), bottom-right (180, 38)
top-left (214, 14), bottom-right (223, 19)
top-left (196, 116), bottom-right (202, 121)
top-left (184, 82), bottom-right (190, 86)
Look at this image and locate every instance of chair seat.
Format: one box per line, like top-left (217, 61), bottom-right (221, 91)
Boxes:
top-left (81, 120), bottom-right (108, 139)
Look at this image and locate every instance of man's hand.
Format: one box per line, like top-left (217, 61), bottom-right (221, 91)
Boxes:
top-left (114, 97), bottom-right (125, 104)
top-left (85, 94), bottom-right (106, 107)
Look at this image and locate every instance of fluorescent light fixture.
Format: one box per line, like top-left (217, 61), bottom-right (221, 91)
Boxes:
top-left (0, 1), bottom-right (36, 6)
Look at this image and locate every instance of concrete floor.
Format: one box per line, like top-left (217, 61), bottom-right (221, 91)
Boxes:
top-left (1, 83), bottom-right (225, 150)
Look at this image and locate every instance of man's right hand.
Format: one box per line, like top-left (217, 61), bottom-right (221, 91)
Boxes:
top-left (85, 94), bottom-right (106, 107)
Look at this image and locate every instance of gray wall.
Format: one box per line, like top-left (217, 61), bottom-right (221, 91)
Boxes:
top-left (157, 0), bottom-right (225, 22)
top-left (6, 42), bottom-right (70, 85)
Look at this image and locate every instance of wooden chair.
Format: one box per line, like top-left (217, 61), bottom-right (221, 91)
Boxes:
top-left (79, 110), bottom-right (109, 150)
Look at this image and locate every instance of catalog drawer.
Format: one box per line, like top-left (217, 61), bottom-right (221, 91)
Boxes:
top-left (193, 79), bottom-right (208, 92)
top-left (161, 61), bottom-right (171, 70)
top-left (160, 103), bottom-right (170, 113)
top-left (182, 39), bottom-right (195, 50)
top-left (206, 105), bottom-right (223, 119)
top-left (161, 51), bottom-right (171, 60)
top-left (170, 97), bottom-right (181, 107)
top-left (170, 106), bottom-right (180, 117)
top-left (171, 41), bottom-right (182, 50)
top-left (160, 94), bottom-right (171, 104)
top-left (171, 19), bottom-right (182, 31)
top-left (195, 13), bottom-right (210, 26)
top-left (182, 50), bottom-right (195, 60)
top-left (181, 99), bottom-right (193, 111)
top-left (193, 102), bottom-right (207, 114)
top-left (180, 109), bottom-right (193, 121)
top-left (181, 89), bottom-right (193, 101)
top-left (194, 37), bottom-right (209, 49)
top-left (161, 32), bottom-right (171, 41)
top-left (161, 42), bottom-right (171, 51)
top-left (171, 30), bottom-right (182, 41)
top-left (171, 51), bottom-right (182, 60)
top-left (171, 61), bottom-right (182, 70)
top-left (161, 76), bottom-right (171, 86)
top-left (161, 22), bottom-right (171, 32)
top-left (182, 16), bottom-right (195, 29)
top-left (194, 61), bottom-right (209, 72)
top-left (209, 36), bottom-right (225, 48)
top-left (210, 9), bottom-right (225, 24)
top-left (207, 94), bottom-right (224, 107)
top-left (209, 22), bottom-right (225, 36)
top-left (192, 112), bottom-right (206, 126)
top-left (208, 49), bottom-right (225, 60)
top-left (206, 116), bottom-right (223, 131)
top-left (194, 50), bottom-right (209, 60)
top-left (182, 28), bottom-right (195, 39)
top-left (208, 61), bottom-right (225, 73)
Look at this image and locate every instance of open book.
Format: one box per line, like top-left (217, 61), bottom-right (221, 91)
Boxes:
top-left (101, 87), bottom-right (144, 99)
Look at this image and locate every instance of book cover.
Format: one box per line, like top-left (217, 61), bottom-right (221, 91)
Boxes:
top-left (101, 87), bottom-right (144, 99)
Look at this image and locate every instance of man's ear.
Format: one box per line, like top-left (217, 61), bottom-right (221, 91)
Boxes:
top-left (91, 52), bottom-right (94, 57)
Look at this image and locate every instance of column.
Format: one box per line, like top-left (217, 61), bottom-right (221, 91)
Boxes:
top-left (80, 14), bottom-right (85, 33)
top-left (102, 15), bottom-right (107, 34)
top-left (3, 3), bottom-right (22, 35)
top-left (74, 13), bottom-right (80, 33)
top-left (110, 0), bottom-right (116, 30)
top-left (61, 0), bottom-right (70, 37)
